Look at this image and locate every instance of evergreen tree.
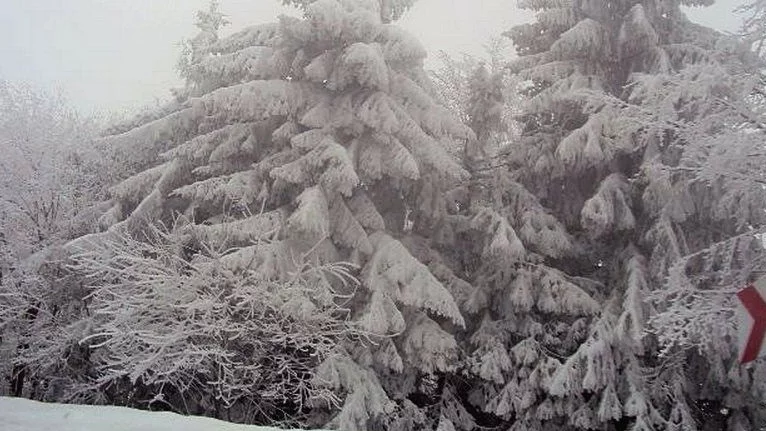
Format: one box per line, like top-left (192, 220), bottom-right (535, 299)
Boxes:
top-left (177, 1), bottom-right (230, 82)
top-left (645, 2), bottom-right (766, 428)
top-left (63, 0), bottom-right (473, 429)
top-left (428, 39), bottom-right (521, 163)
top-left (443, 46), bottom-right (603, 431)
top-left (442, 0), bottom-right (765, 429)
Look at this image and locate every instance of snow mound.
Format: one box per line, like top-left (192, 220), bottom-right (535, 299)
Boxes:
top-left (0, 397), bottom-right (315, 431)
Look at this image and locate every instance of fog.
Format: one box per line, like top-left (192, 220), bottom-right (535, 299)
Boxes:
top-left (0, 0), bottom-right (746, 115)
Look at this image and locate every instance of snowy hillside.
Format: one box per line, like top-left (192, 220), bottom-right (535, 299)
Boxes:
top-left (0, 397), bottom-right (313, 431)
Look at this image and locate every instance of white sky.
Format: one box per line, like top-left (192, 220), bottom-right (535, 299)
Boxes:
top-left (0, 0), bottom-right (747, 115)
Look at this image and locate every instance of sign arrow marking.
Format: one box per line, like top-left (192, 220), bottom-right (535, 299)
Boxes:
top-left (737, 283), bottom-right (766, 364)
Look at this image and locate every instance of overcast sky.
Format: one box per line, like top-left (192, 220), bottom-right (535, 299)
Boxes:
top-left (0, 0), bottom-right (747, 115)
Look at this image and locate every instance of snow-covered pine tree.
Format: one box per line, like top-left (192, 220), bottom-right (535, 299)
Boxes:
top-left (432, 46), bottom-right (604, 431)
top-left (429, 38), bottom-right (518, 126)
top-left (428, 39), bottom-right (521, 166)
top-left (394, 61), bottom-right (516, 431)
top-left (65, 0), bottom-right (472, 429)
top-left (642, 2), bottom-right (766, 428)
top-left (453, 0), bottom-right (766, 429)
top-left (177, 0), bottom-right (230, 85)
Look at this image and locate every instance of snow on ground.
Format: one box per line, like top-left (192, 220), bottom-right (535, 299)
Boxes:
top-left (0, 397), bottom-right (314, 431)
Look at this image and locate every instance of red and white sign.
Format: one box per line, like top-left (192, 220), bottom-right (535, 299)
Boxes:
top-left (737, 278), bottom-right (766, 364)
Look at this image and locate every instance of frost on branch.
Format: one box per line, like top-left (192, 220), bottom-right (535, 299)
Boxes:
top-left (109, 163), bottom-right (167, 208)
top-left (361, 232), bottom-right (465, 328)
top-left (616, 249), bottom-right (650, 348)
top-left (400, 313), bottom-right (459, 374)
top-left (503, 182), bottom-right (572, 259)
top-left (313, 353), bottom-right (395, 431)
top-left (550, 19), bottom-right (608, 60)
top-left (556, 113), bottom-right (613, 172)
top-left (618, 5), bottom-right (658, 57)
top-left (330, 43), bottom-right (390, 91)
top-left (536, 268), bottom-right (600, 316)
top-left (287, 186), bottom-right (331, 241)
top-left (471, 207), bottom-right (526, 263)
top-left (580, 174), bottom-right (635, 237)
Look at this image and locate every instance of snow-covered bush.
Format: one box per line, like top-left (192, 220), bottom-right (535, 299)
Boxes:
top-left (59, 220), bottom-right (361, 426)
